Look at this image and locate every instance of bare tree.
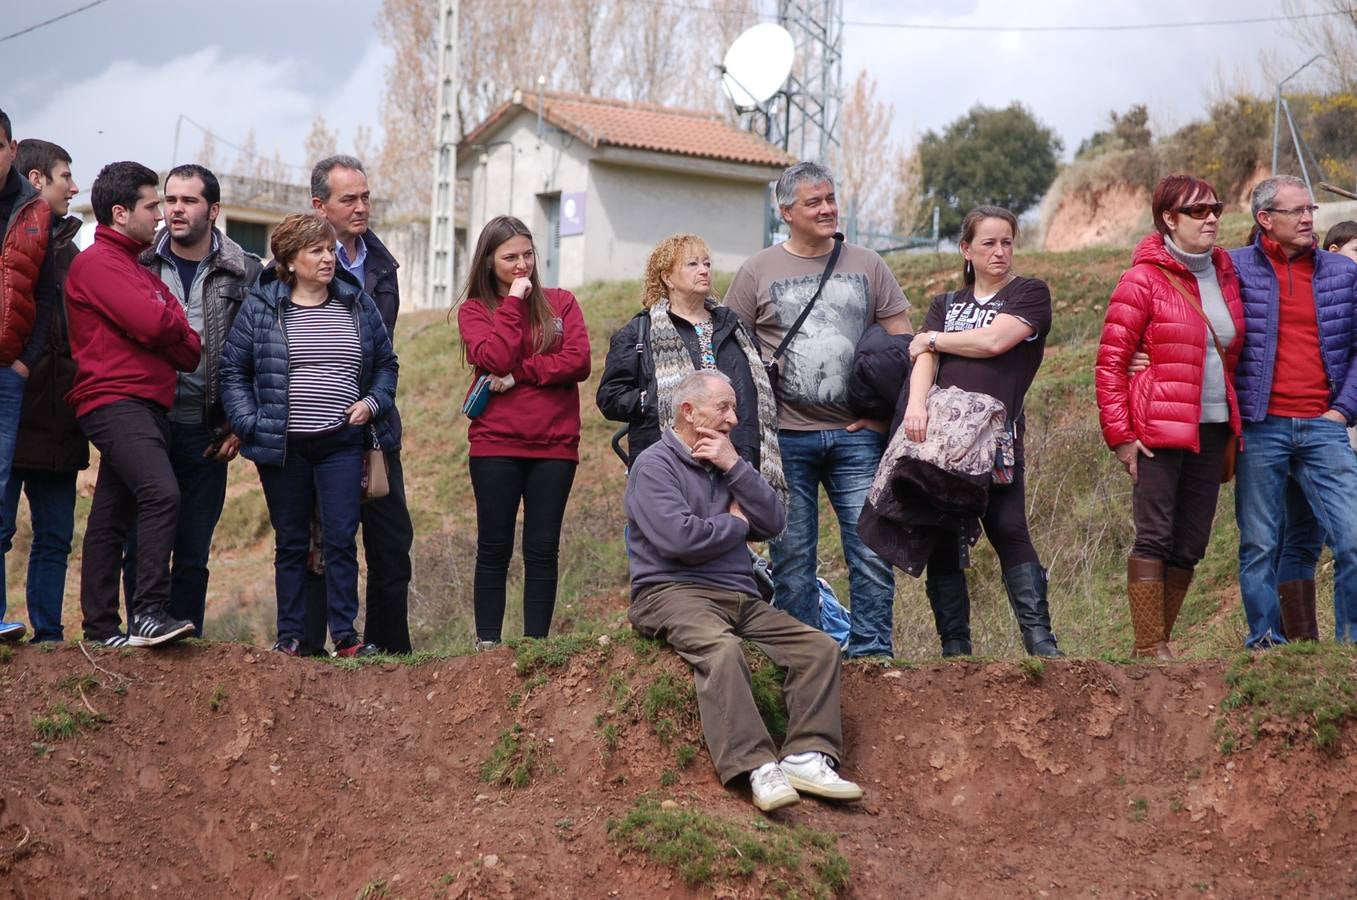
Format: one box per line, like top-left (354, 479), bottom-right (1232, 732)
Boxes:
top-left (893, 144), bottom-right (924, 236)
top-left (304, 114), bottom-right (339, 170)
top-left (195, 129), bottom-right (220, 173)
top-left (1285, 0), bottom-right (1357, 92)
top-left (831, 70), bottom-right (898, 237)
top-left (353, 124), bottom-right (375, 166)
top-left (232, 128), bottom-right (260, 179)
top-left (561, 0), bottom-right (615, 96)
top-left (372, 0), bottom-right (761, 217)
top-left (375, 0), bottom-right (439, 219)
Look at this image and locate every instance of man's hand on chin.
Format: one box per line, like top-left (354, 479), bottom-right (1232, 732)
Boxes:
top-left (692, 427), bottom-right (740, 472)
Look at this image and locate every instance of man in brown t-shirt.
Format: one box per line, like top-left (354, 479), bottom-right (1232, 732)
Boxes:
top-left (726, 161), bottom-right (912, 658)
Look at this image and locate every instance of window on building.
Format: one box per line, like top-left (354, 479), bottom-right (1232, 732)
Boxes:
top-left (227, 220), bottom-right (270, 259)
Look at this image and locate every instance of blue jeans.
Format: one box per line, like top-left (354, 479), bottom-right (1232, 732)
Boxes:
top-left (1277, 477), bottom-right (1325, 584)
top-left (1237, 415), bottom-right (1357, 645)
top-left (257, 427), bottom-right (363, 644)
top-left (771, 427), bottom-right (896, 657)
top-left (0, 468), bottom-right (77, 641)
top-left (0, 367), bottom-right (25, 625)
top-left (122, 421), bottom-right (229, 635)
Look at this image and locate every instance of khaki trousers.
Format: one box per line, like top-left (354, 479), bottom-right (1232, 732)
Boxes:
top-left (629, 581), bottom-right (845, 784)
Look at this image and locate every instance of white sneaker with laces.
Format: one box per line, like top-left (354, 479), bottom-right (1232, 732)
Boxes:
top-left (749, 761), bottom-right (800, 812)
top-left (779, 752), bottom-right (864, 801)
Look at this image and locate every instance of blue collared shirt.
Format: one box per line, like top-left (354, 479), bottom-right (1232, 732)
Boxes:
top-left (336, 235), bottom-right (368, 288)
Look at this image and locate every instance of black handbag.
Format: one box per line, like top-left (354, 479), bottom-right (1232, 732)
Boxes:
top-left (763, 233), bottom-right (844, 395)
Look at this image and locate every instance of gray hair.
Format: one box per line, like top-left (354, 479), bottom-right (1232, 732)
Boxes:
top-left (1250, 174), bottom-right (1309, 223)
top-left (775, 161), bottom-right (834, 208)
top-left (673, 370), bottom-right (732, 412)
top-left (310, 154), bottom-right (366, 201)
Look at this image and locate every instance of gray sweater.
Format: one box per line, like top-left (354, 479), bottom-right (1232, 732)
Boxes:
top-left (1164, 236), bottom-right (1235, 423)
top-left (625, 428), bottom-right (787, 599)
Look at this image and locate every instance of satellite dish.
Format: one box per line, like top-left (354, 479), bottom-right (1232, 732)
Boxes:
top-left (721, 23), bottom-right (795, 109)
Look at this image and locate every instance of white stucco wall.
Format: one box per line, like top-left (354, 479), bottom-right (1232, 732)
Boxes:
top-left (457, 111), bottom-right (592, 290)
top-left (457, 107), bottom-right (783, 291)
top-left (585, 164), bottom-right (771, 284)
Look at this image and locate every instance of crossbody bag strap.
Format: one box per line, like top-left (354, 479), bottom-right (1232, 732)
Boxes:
top-left (768, 233), bottom-right (844, 366)
top-left (1154, 265), bottom-right (1229, 363)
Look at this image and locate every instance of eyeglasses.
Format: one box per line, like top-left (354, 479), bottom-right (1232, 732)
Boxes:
top-left (1265, 204), bottom-right (1319, 218)
top-left (1175, 202), bottom-right (1224, 219)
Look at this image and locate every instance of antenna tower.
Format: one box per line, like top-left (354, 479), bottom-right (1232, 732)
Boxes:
top-left (426, 0), bottom-right (460, 308)
top-left (771, 0), bottom-right (844, 163)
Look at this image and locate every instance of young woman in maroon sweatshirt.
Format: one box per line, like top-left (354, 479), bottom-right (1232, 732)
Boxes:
top-left (456, 215), bottom-right (591, 648)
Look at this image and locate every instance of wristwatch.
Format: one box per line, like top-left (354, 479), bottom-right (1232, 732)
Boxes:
top-left (927, 332), bottom-right (938, 352)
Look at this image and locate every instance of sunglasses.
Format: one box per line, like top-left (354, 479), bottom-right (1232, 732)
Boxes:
top-left (1175, 202), bottom-right (1224, 220)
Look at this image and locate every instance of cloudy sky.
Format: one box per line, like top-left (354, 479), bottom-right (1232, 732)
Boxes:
top-left (1, 0), bottom-right (1333, 199)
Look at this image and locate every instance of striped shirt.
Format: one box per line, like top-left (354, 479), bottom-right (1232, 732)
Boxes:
top-left (282, 298), bottom-right (374, 433)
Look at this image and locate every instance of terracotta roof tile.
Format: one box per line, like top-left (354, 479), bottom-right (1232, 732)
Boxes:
top-left (463, 91), bottom-right (792, 169)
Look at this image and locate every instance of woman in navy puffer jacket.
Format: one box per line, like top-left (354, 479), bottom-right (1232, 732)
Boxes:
top-left (1096, 175), bottom-right (1244, 659)
top-left (221, 213), bottom-right (398, 659)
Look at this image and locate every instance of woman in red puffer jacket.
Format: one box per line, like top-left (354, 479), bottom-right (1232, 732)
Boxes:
top-left (1095, 174), bottom-right (1244, 659)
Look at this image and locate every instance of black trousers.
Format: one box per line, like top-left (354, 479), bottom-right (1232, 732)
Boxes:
top-left (79, 400), bottom-right (180, 640)
top-left (469, 456), bottom-right (577, 641)
top-left (1130, 423), bottom-right (1231, 569)
top-left (304, 448), bottom-right (414, 652)
top-left (926, 467), bottom-right (1041, 575)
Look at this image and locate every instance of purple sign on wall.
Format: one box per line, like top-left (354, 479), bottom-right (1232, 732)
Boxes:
top-left (560, 191), bottom-right (586, 236)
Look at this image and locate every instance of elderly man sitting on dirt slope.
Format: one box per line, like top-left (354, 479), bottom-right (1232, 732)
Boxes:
top-left (623, 369), bottom-right (864, 812)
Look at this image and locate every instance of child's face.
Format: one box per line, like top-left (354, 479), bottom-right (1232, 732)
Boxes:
top-left (1334, 237), bottom-right (1357, 264)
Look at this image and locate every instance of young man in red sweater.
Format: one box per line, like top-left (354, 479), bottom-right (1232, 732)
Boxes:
top-left (65, 161), bottom-right (202, 647)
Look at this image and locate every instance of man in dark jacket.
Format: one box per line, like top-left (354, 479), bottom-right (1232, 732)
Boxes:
top-left (67, 161), bottom-right (202, 648)
top-left (1229, 174), bottom-right (1357, 647)
top-left (0, 111), bottom-right (61, 642)
top-left (625, 370), bottom-right (863, 813)
top-left (0, 139), bottom-right (86, 642)
top-left (121, 164), bottom-right (262, 637)
top-left (305, 155), bottom-right (413, 653)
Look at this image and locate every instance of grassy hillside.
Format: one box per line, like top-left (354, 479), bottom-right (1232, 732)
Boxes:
top-left (5, 235), bottom-right (1311, 658)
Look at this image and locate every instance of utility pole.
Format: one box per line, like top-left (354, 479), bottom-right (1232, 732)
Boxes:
top-left (771, 0), bottom-right (844, 163)
top-left (1272, 54), bottom-right (1321, 176)
top-left (426, 0), bottom-right (460, 309)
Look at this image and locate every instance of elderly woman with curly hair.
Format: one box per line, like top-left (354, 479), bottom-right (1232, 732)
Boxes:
top-left (597, 234), bottom-right (783, 496)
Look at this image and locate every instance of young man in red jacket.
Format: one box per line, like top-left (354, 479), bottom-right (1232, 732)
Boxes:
top-left (0, 110), bottom-right (61, 643)
top-left (65, 161), bottom-right (202, 648)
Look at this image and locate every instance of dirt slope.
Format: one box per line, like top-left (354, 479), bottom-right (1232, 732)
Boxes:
top-left (2, 642), bottom-right (1354, 899)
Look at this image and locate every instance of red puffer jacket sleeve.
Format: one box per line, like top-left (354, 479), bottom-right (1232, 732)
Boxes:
top-left (1096, 265), bottom-right (1155, 449)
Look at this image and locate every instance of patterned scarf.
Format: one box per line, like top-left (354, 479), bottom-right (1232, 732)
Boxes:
top-left (649, 298), bottom-right (787, 500)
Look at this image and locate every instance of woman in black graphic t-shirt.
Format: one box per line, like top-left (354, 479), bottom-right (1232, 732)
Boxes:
top-left (902, 206), bottom-right (1061, 658)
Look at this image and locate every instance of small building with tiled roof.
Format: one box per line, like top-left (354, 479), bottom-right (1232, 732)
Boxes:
top-left (455, 89), bottom-right (792, 289)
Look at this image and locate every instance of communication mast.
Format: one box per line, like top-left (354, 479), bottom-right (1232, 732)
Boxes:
top-left (426, 0), bottom-right (460, 309)
top-left (771, 0), bottom-right (844, 163)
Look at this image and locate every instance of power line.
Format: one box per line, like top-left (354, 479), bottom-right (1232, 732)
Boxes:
top-left (839, 7), bottom-right (1353, 33)
top-left (178, 114), bottom-right (311, 173)
top-left (0, 0), bottom-right (112, 45)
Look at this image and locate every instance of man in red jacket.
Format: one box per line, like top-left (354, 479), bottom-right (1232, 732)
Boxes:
top-left (0, 110), bottom-right (61, 643)
top-left (65, 161), bottom-right (202, 648)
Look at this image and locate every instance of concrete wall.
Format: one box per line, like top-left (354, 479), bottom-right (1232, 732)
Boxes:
top-left (457, 109), bottom-right (780, 292)
top-left (457, 111), bottom-right (592, 290)
top-left (587, 163), bottom-right (770, 284)
top-left (381, 220), bottom-right (431, 311)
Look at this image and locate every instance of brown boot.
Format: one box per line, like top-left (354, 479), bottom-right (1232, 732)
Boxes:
top-left (1161, 566), bottom-right (1193, 658)
top-left (1278, 579), bottom-right (1319, 641)
top-left (1128, 557), bottom-right (1170, 659)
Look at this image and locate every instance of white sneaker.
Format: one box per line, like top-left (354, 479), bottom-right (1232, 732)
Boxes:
top-left (749, 762), bottom-right (800, 812)
top-left (779, 752), bottom-right (864, 802)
